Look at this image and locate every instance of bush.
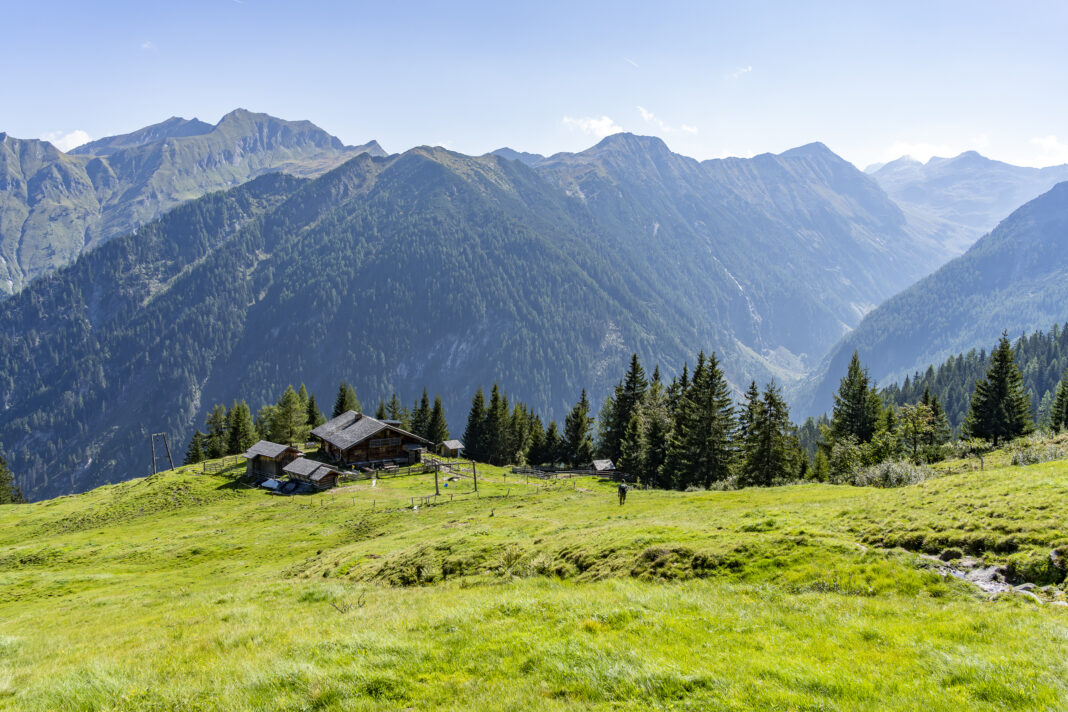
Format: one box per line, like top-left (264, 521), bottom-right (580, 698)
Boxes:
top-left (851, 461), bottom-right (937, 488)
top-left (1010, 443), bottom-right (1068, 466)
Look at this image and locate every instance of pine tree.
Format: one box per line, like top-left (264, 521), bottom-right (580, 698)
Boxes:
top-left (427, 395), bottom-right (449, 445)
top-left (618, 411), bottom-right (645, 478)
top-left (226, 400), bottom-right (258, 455)
top-left (0, 454), bottom-right (26, 504)
top-left (603, 354), bottom-right (648, 461)
top-left (412, 389), bottom-right (431, 440)
top-left (332, 381), bottom-right (360, 418)
top-left (463, 387), bottom-right (487, 461)
top-left (296, 384), bottom-right (310, 418)
top-left (483, 384), bottom-right (508, 465)
top-left (184, 430), bottom-right (207, 465)
top-left (375, 399), bottom-right (387, 419)
top-left (563, 389), bottom-right (594, 467)
top-left (527, 415), bottom-right (546, 466)
top-left (964, 334), bottom-right (1034, 445)
top-left (831, 351), bottom-right (883, 444)
top-left (1052, 371), bottom-right (1068, 432)
top-left (738, 382), bottom-right (799, 487)
top-left (306, 394), bottom-right (326, 429)
top-left (204, 404), bottom-right (229, 459)
top-left (739, 380), bottom-right (760, 444)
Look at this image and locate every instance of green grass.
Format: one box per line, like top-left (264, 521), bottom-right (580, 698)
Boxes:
top-left (1, 455), bottom-right (1066, 710)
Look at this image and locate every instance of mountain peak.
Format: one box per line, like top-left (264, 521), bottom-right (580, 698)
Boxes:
top-left (779, 142), bottom-right (841, 162)
top-left (593, 132), bottom-right (671, 154)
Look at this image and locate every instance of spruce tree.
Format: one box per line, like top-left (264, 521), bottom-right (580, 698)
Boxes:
top-left (544, 421), bottom-right (563, 465)
top-left (375, 399), bottom-right (387, 419)
top-left (563, 389), bottom-right (594, 467)
top-left (739, 380), bottom-right (760, 444)
top-left (226, 400), bottom-right (258, 455)
top-left (964, 334), bottom-right (1034, 445)
top-left (664, 352), bottom-right (737, 488)
top-left (412, 389), bottom-right (431, 440)
top-left (296, 384), bottom-right (310, 418)
top-left (184, 430), bottom-right (207, 465)
top-left (1052, 371), bottom-right (1068, 432)
top-left (831, 351), bottom-right (882, 444)
top-left (254, 404), bottom-right (277, 441)
top-left (332, 381), bottom-right (360, 418)
top-left (463, 387), bottom-right (487, 461)
top-left (204, 404), bottom-right (229, 459)
top-left (527, 415), bottom-right (546, 465)
top-left (0, 454), bottom-right (25, 504)
top-left (604, 354), bottom-right (648, 461)
top-left (738, 382), bottom-right (799, 487)
top-left (618, 411), bottom-right (645, 478)
top-left (306, 394), bottom-right (326, 429)
top-left (427, 395), bottom-right (449, 444)
top-left (483, 384), bottom-right (508, 465)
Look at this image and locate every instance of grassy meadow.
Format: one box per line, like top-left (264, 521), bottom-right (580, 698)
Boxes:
top-left (1, 454), bottom-right (1067, 710)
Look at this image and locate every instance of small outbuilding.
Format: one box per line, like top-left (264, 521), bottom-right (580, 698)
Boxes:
top-left (283, 457), bottom-right (343, 490)
top-left (438, 439), bottom-right (465, 458)
top-left (243, 440), bottom-right (302, 479)
top-left (591, 459), bottom-right (615, 472)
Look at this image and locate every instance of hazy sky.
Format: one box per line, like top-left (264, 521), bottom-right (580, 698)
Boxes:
top-left (7, 0), bottom-right (1067, 169)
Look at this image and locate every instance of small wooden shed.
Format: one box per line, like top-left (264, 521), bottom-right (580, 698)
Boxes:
top-left (283, 457), bottom-right (342, 490)
top-left (438, 439), bottom-right (465, 458)
top-left (243, 440), bottom-right (301, 479)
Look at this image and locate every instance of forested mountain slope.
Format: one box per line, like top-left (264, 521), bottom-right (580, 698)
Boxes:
top-left (0, 109), bottom-right (382, 294)
top-left (870, 151), bottom-right (1068, 255)
top-left (801, 181), bottom-right (1068, 417)
top-left (1, 135), bottom-right (971, 500)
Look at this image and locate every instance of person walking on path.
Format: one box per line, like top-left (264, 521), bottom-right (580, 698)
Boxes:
top-left (617, 481), bottom-right (628, 505)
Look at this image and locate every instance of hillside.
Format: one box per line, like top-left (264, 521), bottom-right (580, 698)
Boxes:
top-left (0, 134), bottom-right (974, 500)
top-left (800, 181), bottom-right (1068, 417)
top-left (0, 456), bottom-right (1066, 710)
top-left (870, 151), bottom-right (1068, 255)
top-left (0, 109), bottom-right (383, 294)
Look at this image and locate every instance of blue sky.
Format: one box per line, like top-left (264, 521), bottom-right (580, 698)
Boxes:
top-left (7, 0), bottom-right (1068, 168)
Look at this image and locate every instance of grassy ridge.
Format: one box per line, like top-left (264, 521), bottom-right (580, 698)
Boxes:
top-left (1, 458), bottom-right (1066, 710)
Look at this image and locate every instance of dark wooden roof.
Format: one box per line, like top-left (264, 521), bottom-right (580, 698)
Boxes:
top-left (311, 411), bottom-right (432, 451)
top-left (283, 457), bottom-right (340, 483)
top-left (243, 440), bottom-right (300, 459)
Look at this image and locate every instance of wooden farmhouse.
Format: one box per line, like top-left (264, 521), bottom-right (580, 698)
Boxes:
top-left (312, 411), bottom-right (432, 467)
top-left (242, 440), bottom-right (301, 479)
top-left (283, 457), bottom-right (342, 490)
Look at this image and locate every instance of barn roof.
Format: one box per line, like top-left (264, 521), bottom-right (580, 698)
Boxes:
top-left (243, 440), bottom-right (299, 459)
top-left (311, 411), bottom-right (431, 450)
top-left (283, 457), bottom-right (340, 483)
top-left (592, 459), bottom-right (615, 471)
top-left (441, 439), bottom-right (464, 450)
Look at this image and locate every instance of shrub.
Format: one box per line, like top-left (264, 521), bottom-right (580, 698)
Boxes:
top-left (851, 461), bottom-right (937, 488)
top-left (1010, 443), bottom-right (1068, 466)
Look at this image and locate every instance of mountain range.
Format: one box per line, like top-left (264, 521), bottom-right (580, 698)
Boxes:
top-left (3, 110), bottom-right (1068, 500)
top-left (0, 109), bottom-right (383, 294)
top-left (799, 180), bottom-right (1068, 416)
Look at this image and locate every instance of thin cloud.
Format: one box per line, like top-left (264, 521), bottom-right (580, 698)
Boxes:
top-left (624, 57), bottom-right (639, 68)
top-left (1030, 135), bottom-right (1068, 166)
top-left (140, 40), bottom-right (155, 50)
top-left (40, 130), bottom-right (91, 152)
top-left (561, 115), bottom-right (623, 138)
top-left (637, 106), bottom-right (698, 136)
top-left (729, 65), bottom-right (753, 79)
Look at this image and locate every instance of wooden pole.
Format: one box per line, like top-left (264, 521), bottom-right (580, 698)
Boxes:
top-left (435, 464), bottom-right (440, 496)
top-left (473, 462), bottom-right (478, 493)
top-left (162, 434), bottom-right (174, 471)
top-left (150, 435), bottom-right (158, 475)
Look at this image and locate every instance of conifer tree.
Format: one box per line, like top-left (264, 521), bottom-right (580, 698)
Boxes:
top-left (483, 384), bottom-right (509, 465)
top-left (618, 411), bottom-right (645, 478)
top-left (463, 387), bottom-right (487, 461)
top-left (898, 402), bottom-right (934, 463)
top-left (272, 385), bottom-right (306, 444)
top-left (738, 382), bottom-right (799, 487)
top-left (412, 389), bottom-right (431, 440)
top-left (204, 404), bottom-right (229, 459)
top-left (1052, 371), bottom-right (1068, 432)
top-left (641, 375), bottom-right (672, 486)
top-left (0, 454), bottom-right (25, 504)
top-left (543, 421), bottom-right (563, 465)
top-left (964, 334), bottom-right (1034, 445)
top-left (563, 389), bottom-right (594, 467)
top-left (386, 393), bottom-right (403, 420)
top-left (375, 399), bottom-right (387, 419)
top-left (296, 384), bottom-right (310, 417)
top-left (254, 404), bottom-right (277, 441)
top-left (226, 400), bottom-right (258, 455)
top-left (527, 415), bottom-right (546, 465)
top-left (332, 381), bottom-right (361, 418)
top-left (306, 394), bottom-right (326, 429)
top-left (603, 354), bottom-right (648, 461)
top-left (739, 380), bottom-right (760, 445)
top-left (427, 395), bottom-right (449, 445)
top-left (831, 351), bottom-right (883, 444)
top-left (184, 430), bottom-right (207, 465)
top-left (664, 352), bottom-right (737, 488)
top-left (921, 386), bottom-right (951, 447)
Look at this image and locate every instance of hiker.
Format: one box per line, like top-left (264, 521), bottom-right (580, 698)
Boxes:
top-left (617, 481), bottom-right (628, 505)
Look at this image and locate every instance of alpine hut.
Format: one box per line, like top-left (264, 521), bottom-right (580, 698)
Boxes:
top-left (283, 457), bottom-right (343, 490)
top-left (311, 411), bottom-right (433, 467)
